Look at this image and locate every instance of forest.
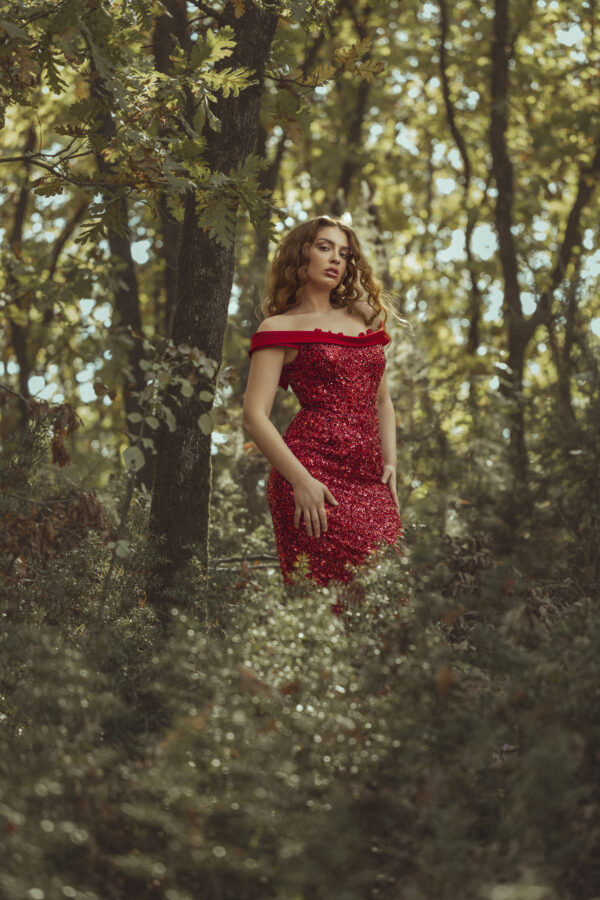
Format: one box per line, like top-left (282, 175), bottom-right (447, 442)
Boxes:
top-left (1, 0), bottom-right (599, 898)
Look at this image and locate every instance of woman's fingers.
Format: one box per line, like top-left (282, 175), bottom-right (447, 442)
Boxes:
top-left (294, 505), bottom-right (327, 538)
top-left (298, 505), bottom-right (316, 537)
top-left (318, 504), bottom-right (328, 534)
top-left (309, 506), bottom-right (322, 538)
top-left (380, 468), bottom-right (400, 512)
top-left (294, 481), bottom-right (338, 537)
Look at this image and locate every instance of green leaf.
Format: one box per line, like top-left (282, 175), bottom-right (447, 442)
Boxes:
top-left (164, 407), bottom-right (177, 433)
top-left (115, 539), bottom-right (131, 559)
top-left (195, 192), bottom-right (238, 248)
top-left (74, 220), bottom-right (107, 246)
top-left (202, 67), bottom-right (257, 99)
top-left (145, 415), bottom-right (160, 430)
top-left (198, 413), bottom-right (213, 434)
top-left (127, 412), bottom-right (143, 423)
top-left (206, 103), bottom-right (221, 132)
top-left (0, 18), bottom-right (29, 40)
top-left (205, 28), bottom-right (236, 63)
top-left (32, 177), bottom-right (65, 198)
top-left (165, 194), bottom-right (185, 223)
top-left (123, 445), bottom-right (145, 472)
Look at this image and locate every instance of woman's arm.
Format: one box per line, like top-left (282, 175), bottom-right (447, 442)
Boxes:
top-left (377, 370), bottom-right (400, 511)
top-left (242, 326), bottom-right (339, 538)
top-left (242, 343), bottom-right (311, 488)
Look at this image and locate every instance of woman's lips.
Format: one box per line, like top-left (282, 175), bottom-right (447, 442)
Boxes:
top-left (325, 269), bottom-right (339, 278)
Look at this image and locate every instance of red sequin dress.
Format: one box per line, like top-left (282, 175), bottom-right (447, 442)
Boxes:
top-left (248, 324), bottom-right (403, 587)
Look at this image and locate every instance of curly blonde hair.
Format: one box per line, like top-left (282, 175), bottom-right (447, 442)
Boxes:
top-left (261, 215), bottom-right (391, 330)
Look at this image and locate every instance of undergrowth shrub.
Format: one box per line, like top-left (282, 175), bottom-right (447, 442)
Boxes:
top-left (1, 536), bottom-right (599, 900)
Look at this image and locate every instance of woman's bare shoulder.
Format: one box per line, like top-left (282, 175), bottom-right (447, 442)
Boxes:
top-left (353, 300), bottom-right (384, 329)
top-left (256, 313), bottom-right (298, 333)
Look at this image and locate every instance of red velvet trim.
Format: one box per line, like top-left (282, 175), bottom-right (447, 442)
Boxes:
top-left (248, 322), bottom-right (390, 357)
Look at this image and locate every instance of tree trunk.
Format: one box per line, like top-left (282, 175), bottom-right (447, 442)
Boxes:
top-left (330, 2), bottom-right (373, 216)
top-left (151, 4), bottom-right (189, 336)
top-left (90, 71), bottom-right (153, 489)
top-left (438, 0), bottom-right (485, 420)
top-left (490, 0), bottom-right (600, 535)
top-left (490, 0), bottom-right (530, 523)
top-left (148, 2), bottom-right (279, 609)
top-left (7, 124), bottom-right (36, 424)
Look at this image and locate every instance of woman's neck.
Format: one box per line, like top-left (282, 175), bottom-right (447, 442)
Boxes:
top-left (293, 285), bottom-right (333, 313)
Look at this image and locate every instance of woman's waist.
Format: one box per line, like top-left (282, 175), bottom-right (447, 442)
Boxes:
top-left (289, 404), bottom-right (379, 429)
top-left (283, 415), bottom-right (381, 458)
top-left (296, 401), bottom-right (377, 415)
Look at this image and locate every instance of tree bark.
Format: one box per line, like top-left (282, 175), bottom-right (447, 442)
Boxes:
top-left (490, 0), bottom-right (600, 533)
top-left (330, 2), bottom-right (373, 216)
top-left (7, 124), bottom-right (36, 424)
top-left (151, 3), bottom-right (189, 336)
top-left (89, 67), bottom-right (153, 488)
top-left (148, 2), bottom-right (279, 609)
top-left (490, 0), bottom-right (530, 518)
top-left (438, 0), bottom-right (487, 416)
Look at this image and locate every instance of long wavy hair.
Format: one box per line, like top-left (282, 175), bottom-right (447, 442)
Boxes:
top-left (261, 215), bottom-right (392, 331)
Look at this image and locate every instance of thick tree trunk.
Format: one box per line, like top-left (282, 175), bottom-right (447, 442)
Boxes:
top-left (148, 2), bottom-right (279, 608)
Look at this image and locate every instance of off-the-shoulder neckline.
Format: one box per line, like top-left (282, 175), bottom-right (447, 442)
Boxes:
top-left (255, 322), bottom-right (385, 339)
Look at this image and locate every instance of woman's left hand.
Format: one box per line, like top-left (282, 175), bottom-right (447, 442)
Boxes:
top-left (381, 464), bottom-right (399, 512)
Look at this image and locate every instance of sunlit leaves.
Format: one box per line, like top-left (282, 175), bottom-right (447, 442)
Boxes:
top-left (201, 66), bottom-right (258, 98)
top-left (39, 44), bottom-right (67, 93)
top-left (74, 199), bottom-right (130, 245)
top-left (193, 154), bottom-right (274, 248)
top-left (334, 36), bottom-right (386, 83)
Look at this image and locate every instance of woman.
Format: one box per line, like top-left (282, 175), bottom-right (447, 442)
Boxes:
top-left (242, 214), bottom-right (403, 593)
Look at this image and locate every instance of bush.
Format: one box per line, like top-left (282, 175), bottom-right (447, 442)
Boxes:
top-left (1, 532), bottom-right (599, 900)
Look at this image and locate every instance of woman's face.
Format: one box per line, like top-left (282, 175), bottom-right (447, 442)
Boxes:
top-left (305, 226), bottom-right (350, 291)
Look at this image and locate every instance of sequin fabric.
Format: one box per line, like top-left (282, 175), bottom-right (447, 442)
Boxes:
top-left (248, 326), bottom-right (403, 588)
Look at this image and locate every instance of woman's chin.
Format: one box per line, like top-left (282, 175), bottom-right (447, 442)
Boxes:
top-left (310, 277), bottom-right (339, 290)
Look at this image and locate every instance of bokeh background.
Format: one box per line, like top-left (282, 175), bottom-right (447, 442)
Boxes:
top-left (1, 1), bottom-right (599, 898)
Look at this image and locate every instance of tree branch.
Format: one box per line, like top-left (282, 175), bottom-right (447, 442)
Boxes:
top-left (438, 0), bottom-right (486, 358)
top-left (526, 145), bottom-right (600, 340)
top-left (0, 382), bottom-right (28, 402)
top-left (188, 1), bottom-right (226, 24)
top-left (0, 153), bottom-right (115, 189)
top-left (438, 0), bottom-right (471, 186)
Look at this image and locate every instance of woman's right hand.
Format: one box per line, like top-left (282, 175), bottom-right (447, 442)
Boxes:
top-left (292, 474), bottom-right (339, 538)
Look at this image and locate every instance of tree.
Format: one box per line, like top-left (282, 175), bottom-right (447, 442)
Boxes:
top-left (147, 1), bottom-right (280, 607)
